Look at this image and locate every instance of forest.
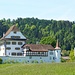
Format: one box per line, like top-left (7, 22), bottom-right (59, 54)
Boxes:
top-left (0, 17), bottom-right (75, 50)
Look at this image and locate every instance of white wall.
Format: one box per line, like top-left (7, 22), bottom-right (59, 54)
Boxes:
top-left (0, 45), bottom-right (5, 56)
top-left (5, 31), bottom-right (26, 39)
top-left (0, 49), bottom-right (61, 63)
top-left (6, 40), bottom-right (25, 56)
top-left (55, 50), bottom-right (61, 62)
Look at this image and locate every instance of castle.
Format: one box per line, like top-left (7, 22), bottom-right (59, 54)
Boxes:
top-left (0, 25), bottom-right (61, 63)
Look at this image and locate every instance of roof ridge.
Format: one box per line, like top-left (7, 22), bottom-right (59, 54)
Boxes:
top-left (4, 25), bottom-right (19, 37)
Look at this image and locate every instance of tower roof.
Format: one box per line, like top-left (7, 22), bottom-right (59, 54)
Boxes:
top-left (55, 39), bottom-right (61, 49)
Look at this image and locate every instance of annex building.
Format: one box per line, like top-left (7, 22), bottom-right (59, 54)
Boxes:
top-left (0, 25), bottom-right (61, 63)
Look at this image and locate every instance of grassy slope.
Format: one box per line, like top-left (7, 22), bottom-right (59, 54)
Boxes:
top-left (0, 63), bottom-right (75, 75)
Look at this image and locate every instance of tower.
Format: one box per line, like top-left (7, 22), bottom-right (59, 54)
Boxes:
top-left (55, 39), bottom-right (61, 62)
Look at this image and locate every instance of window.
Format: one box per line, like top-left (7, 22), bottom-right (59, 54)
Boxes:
top-left (9, 53), bottom-right (10, 55)
top-left (15, 47), bottom-right (20, 50)
top-left (11, 36), bottom-right (20, 39)
top-left (41, 52), bottom-right (44, 54)
top-left (26, 46), bottom-right (30, 50)
top-left (12, 42), bottom-right (16, 45)
top-left (29, 56), bottom-right (32, 59)
top-left (53, 57), bottom-right (55, 60)
top-left (12, 53), bottom-right (16, 56)
top-left (13, 31), bottom-right (16, 34)
top-left (6, 47), bottom-right (11, 50)
top-left (50, 51), bottom-right (53, 55)
top-left (38, 52), bottom-right (40, 54)
top-left (18, 42), bottom-right (22, 45)
top-left (17, 53), bottom-right (22, 56)
top-left (6, 42), bottom-right (10, 45)
top-left (40, 57), bottom-right (42, 59)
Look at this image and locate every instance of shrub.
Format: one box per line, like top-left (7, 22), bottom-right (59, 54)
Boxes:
top-left (34, 60), bottom-right (38, 63)
top-left (31, 60), bottom-right (34, 63)
top-left (0, 58), bottom-right (3, 64)
top-left (40, 60), bottom-right (43, 63)
top-left (61, 58), bottom-right (66, 62)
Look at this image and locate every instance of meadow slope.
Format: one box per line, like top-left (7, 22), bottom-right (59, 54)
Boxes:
top-left (0, 63), bottom-right (75, 75)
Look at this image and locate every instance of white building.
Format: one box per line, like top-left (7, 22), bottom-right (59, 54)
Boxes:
top-left (0, 25), bottom-right (61, 63)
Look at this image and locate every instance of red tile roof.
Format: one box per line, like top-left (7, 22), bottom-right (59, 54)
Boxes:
top-left (22, 44), bottom-right (55, 51)
top-left (5, 25), bottom-right (19, 37)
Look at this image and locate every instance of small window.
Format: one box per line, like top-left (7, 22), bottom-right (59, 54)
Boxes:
top-left (11, 36), bottom-right (20, 39)
top-left (38, 52), bottom-right (40, 54)
top-left (3, 48), bottom-right (4, 50)
top-left (6, 42), bottom-right (10, 45)
top-left (17, 53), bottom-right (22, 56)
top-left (12, 42), bottom-right (16, 45)
top-left (41, 52), bottom-right (44, 54)
top-left (9, 53), bottom-right (10, 55)
top-left (6, 47), bottom-right (11, 50)
top-left (15, 47), bottom-right (20, 50)
top-left (18, 42), bottom-right (22, 45)
top-left (26, 46), bottom-right (30, 50)
top-left (50, 51), bottom-right (53, 55)
top-left (14, 31), bottom-right (16, 34)
top-left (40, 57), bottom-right (42, 59)
top-left (53, 57), bottom-right (55, 60)
top-left (29, 56), bottom-right (32, 59)
top-left (12, 53), bottom-right (16, 56)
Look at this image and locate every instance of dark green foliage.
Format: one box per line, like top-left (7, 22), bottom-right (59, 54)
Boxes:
top-left (40, 36), bottom-right (56, 47)
top-left (0, 18), bottom-right (75, 50)
top-left (0, 58), bottom-right (3, 64)
top-left (69, 50), bottom-right (75, 61)
top-left (61, 58), bottom-right (66, 62)
top-left (62, 50), bottom-right (70, 56)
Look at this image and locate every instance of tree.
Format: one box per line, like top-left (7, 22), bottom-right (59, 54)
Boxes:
top-left (40, 36), bottom-right (56, 47)
top-left (69, 50), bottom-right (75, 61)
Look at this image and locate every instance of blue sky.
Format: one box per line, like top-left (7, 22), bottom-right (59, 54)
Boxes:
top-left (0, 0), bottom-right (75, 21)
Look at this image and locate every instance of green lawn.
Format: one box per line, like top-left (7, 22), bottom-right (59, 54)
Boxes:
top-left (0, 62), bottom-right (75, 75)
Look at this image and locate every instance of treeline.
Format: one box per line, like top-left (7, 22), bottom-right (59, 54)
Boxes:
top-left (0, 17), bottom-right (75, 50)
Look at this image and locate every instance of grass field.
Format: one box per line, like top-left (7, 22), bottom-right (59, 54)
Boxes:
top-left (0, 62), bottom-right (75, 75)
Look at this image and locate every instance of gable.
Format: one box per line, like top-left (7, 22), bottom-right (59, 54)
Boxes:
top-left (0, 25), bottom-right (26, 40)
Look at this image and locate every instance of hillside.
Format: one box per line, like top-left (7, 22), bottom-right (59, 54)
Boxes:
top-left (0, 18), bottom-right (75, 50)
top-left (0, 63), bottom-right (75, 75)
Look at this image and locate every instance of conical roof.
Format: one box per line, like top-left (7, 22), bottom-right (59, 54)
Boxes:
top-left (55, 39), bottom-right (61, 49)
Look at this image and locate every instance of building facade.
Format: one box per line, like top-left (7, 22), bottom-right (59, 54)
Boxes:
top-left (0, 25), bottom-right (61, 63)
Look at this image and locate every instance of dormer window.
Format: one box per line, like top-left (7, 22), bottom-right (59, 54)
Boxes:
top-left (25, 46), bottom-right (30, 50)
top-left (14, 31), bottom-right (16, 34)
top-left (11, 36), bottom-right (20, 39)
